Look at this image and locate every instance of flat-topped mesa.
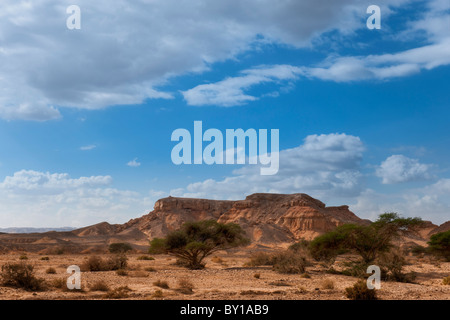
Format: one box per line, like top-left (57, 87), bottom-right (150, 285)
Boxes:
top-left (124, 192), bottom-right (367, 243)
top-left (153, 196), bottom-right (235, 217)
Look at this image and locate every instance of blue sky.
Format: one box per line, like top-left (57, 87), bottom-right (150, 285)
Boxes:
top-left (0, 0), bottom-right (449, 227)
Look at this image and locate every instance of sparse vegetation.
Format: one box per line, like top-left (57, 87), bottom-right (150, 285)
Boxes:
top-left (272, 251), bottom-right (307, 274)
top-left (19, 255), bottom-right (28, 260)
top-left (309, 212), bottom-right (424, 280)
top-left (136, 255), bottom-right (155, 261)
top-left (443, 276), bottom-right (450, 285)
top-left (300, 273), bottom-right (311, 279)
top-left (82, 255), bottom-right (128, 272)
top-left (40, 256), bottom-right (50, 261)
top-left (177, 278), bottom-right (194, 294)
top-left (344, 280), bottom-right (377, 300)
top-left (109, 242), bottom-right (133, 254)
top-left (321, 279), bottom-right (335, 290)
top-left (148, 220), bottom-right (249, 269)
top-left (269, 280), bottom-right (291, 287)
top-left (0, 262), bottom-right (45, 291)
top-left (153, 279), bottom-right (169, 289)
top-left (428, 231), bottom-right (450, 261)
top-left (144, 267), bottom-right (157, 272)
top-left (104, 286), bottom-right (132, 299)
top-left (90, 280), bottom-right (110, 292)
top-left (151, 289), bottom-right (164, 298)
top-left (246, 250), bottom-right (308, 274)
top-left (116, 269), bottom-right (128, 276)
top-left (45, 267), bottom-right (57, 274)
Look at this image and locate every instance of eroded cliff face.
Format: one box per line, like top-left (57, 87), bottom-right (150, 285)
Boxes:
top-left (122, 193), bottom-right (369, 244)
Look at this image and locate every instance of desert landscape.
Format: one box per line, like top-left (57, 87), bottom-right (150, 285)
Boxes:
top-left (0, 193), bottom-right (448, 300)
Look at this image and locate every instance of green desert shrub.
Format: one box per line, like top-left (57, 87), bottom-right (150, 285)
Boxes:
top-left (428, 231), bottom-right (450, 261)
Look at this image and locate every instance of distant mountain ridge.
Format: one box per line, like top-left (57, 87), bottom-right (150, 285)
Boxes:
top-left (0, 227), bottom-right (76, 234)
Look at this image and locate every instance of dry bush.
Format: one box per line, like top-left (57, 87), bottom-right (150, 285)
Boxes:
top-left (272, 251), bottom-right (307, 274)
top-left (296, 286), bottom-right (308, 293)
top-left (253, 273), bottom-right (260, 279)
top-left (45, 267), bottom-right (57, 274)
top-left (137, 255), bottom-right (155, 261)
top-left (116, 269), bottom-right (128, 276)
top-left (40, 257), bottom-right (50, 261)
top-left (246, 252), bottom-right (276, 266)
top-left (129, 271), bottom-right (148, 278)
top-left (240, 290), bottom-right (267, 296)
top-left (321, 278), bottom-right (335, 290)
top-left (443, 276), bottom-right (450, 285)
top-left (153, 279), bottom-right (169, 289)
top-left (269, 280), bottom-right (291, 287)
top-left (300, 273), bottom-right (311, 279)
top-left (19, 255), bottom-right (28, 260)
top-left (144, 267), bottom-right (157, 272)
top-left (247, 250), bottom-right (308, 274)
top-left (151, 289), bottom-right (164, 298)
top-left (0, 262), bottom-right (45, 291)
top-left (378, 249), bottom-right (416, 283)
top-left (90, 280), bottom-right (110, 292)
top-left (82, 255), bottom-right (128, 272)
top-left (177, 278), bottom-right (194, 294)
top-left (344, 280), bottom-right (377, 300)
top-left (104, 286), bottom-right (132, 299)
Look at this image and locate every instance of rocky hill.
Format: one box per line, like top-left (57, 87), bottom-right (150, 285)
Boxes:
top-left (121, 193), bottom-right (370, 244)
top-left (0, 193), bottom-right (447, 253)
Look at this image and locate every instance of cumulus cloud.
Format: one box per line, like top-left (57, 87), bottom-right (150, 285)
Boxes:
top-left (182, 65), bottom-right (303, 106)
top-left (170, 133), bottom-right (365, 200)
top-left (0, 0), bottom-right (412, 120)
top-left (351, 178), bottom-right (450, 224)
top-left (0, 170), bottom-right (153, 227)
top-left (376, 155), bottom-right (433, 184)
top-left (127, 158), bottom-right (141, 167)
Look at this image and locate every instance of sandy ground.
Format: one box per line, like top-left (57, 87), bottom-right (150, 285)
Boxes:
top-left (0, 251), bottom-right (448, 300)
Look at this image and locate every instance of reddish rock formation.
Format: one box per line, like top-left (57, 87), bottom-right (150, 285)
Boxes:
top-left (121, 193), bottom-right (369, 244)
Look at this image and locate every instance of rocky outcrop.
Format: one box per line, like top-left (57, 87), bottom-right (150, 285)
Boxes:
top-left (121, 193), bottom-right (369, 244)
top-left (429, 221), bottom-right (450, 235)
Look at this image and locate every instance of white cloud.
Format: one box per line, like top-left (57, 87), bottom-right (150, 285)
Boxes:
top-left (170, 133), bottom-right (365, 200)
top-left (376, 154), bottom-right (433, 184)
top-left (0, 170), bottom-right (154, 227)
top-left (182, 65), bottom-right (303, 106)
top-left (127, 158), bottom-right (141, 167)
top-left (351, 179), bottom-right (450, 224)
top-left (0, 0), bottom-right (413, 120)
top-left (80, 145), bottom-right (96, 151)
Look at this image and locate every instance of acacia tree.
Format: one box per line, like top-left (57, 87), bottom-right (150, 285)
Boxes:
top-left (428, 230), bottom-right (450, 261)
top-left (149, 220), bottom-right (249, 269)
top-left (309, 212), bottom-right (424, 264)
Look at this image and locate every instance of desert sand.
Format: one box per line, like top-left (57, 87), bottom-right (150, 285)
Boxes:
top-left (0, 251), bottom-right (448, 300)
